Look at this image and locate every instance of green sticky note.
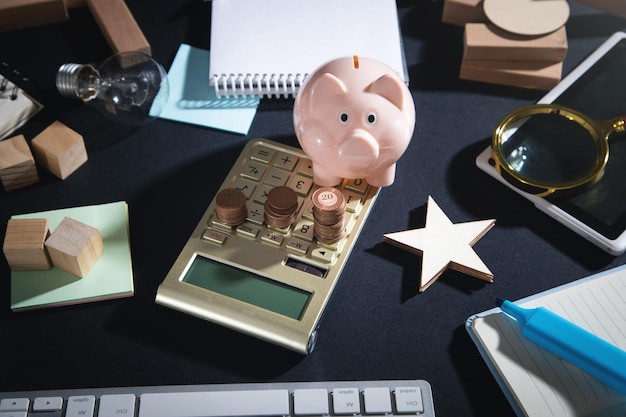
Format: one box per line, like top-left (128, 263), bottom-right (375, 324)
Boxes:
top-left (10, 201), bottom-right (134, 311)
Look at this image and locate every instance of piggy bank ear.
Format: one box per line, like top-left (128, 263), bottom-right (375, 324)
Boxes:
top-left (366, 74), bottom-right (406, 111)
top-left (309, 73), bottom-right (347, 106)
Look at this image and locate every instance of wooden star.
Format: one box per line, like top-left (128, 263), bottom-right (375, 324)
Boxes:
top-left (384, 196), bottom-right (495, 292)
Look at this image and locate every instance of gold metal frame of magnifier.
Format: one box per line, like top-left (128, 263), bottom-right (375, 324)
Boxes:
top-left (491, 104), bottom-right (625, 197)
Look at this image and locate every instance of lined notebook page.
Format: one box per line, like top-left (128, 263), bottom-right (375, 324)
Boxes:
top-left (208, 0), bottom-right (407, 98)
top-left (467, 266), bottom-right (626, 417)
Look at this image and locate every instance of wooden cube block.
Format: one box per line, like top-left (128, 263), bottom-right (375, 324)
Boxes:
top-left (464, 23), bottom-right (568, 62)
top-left (0, 135), bottom-right (40, 192)
top-left (32, 121), bottom-right (87, 180)
top-left (0, 0), bottom-right (68, 32)
top-left (45, 217), bottom-right (104, 278)
top-left (442, 0), bottom-right (487, 26)
top-left (460, 58), bottom-right (563, 90)
top-left (87, 0), bottom-right (151, 57)
top-left (3, 218), bottom-right (51, 271)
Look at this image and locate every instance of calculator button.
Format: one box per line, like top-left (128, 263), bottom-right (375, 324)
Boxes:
top-left (394, 387), bottom-right (424, 414)
top-left (295, 158), bottom-right (314, 178)
top-left (230, 178), bottom-right (257, 198)
top-left (363, 388), bottom-right (392, 414)
top-left (66, 396), bottom-right (95, 417)
top-left (289, 175), bottom-right (314, 197)
top-left (343, 190), bottom-right (363, 214)
top-left (202, 229), bottom-right (228, 245)
top-left (285, 239), bottom-right (310, 255)
top-left (263, 167), bottom-right (290, 187)
top-left (292, 219), bottom-right (315, 242)
top-left (301, 200), bottom-right (315, 221)
top-left (344, 179), bottom-right (369, 194)
top-left (261, 231), bottom-right (284, 246)
top-left (246, 202), bottom-right (265, 225)
top-left (249, 145), bottom-right (275, 164)
top-left (252, 184), bottom-right (273, 205)
top-left (33, 397), bottom-right (63, 412)
top-left (240, 161), bottom-right (267, 182)
top-left (293, 389), bottom-right (329, 416)
top-left (311, 247), bottom-right (336, 263)
top-left (0, 399), bottom-right (28, 412)
top-left (99, 395), bottom-right (136, 417)
top-left (332, 388), bottom-right (360, 415)
top-left (236, 222), bottom-right (261, 238)
top-left (273, 152), bottom-right (298, 172)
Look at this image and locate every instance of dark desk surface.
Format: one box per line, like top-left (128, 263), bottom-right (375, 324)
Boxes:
top-left (1, 1), bottom-right (626, 416)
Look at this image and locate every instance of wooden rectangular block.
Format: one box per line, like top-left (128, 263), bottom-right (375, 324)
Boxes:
top-left (3, 218), bottom-right (51, 270)
top-left (464, 23), bottom-right (568, 62)
top-left (442, 0), bottom-right (487, 26)
top-left (86, 0), bottom-right (151, 56)
top-left (0, 135), bottom-right (40, 192)
top-left (31, 121), bottom-right (87, 180)
top-left (460, 58), bottom-right (563, 90)
top-left (45, 216), bottom-right (104, 278)
top-left (0, 0), bottom-right (68, 32)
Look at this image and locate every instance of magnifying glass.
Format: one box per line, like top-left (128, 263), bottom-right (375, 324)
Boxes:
top-left (491, 104), bottom-right (626, 197)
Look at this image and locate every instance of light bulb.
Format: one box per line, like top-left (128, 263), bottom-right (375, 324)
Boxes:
top-left (56, 52), bottom-right (169, 126)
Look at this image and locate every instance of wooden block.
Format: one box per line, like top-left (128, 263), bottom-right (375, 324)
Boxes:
top-left (31, 121), bottom-right (87, 180)
top-left (86, 0), bottom-right (151, 57)
top-left (0, 0), bottom-right (68, 32)
top-left (460, 58), bottom-right (563, 90)
top-left (0, 135), bottom-right (40, 192)
top-left (3, 218), bottom-right (51, 271)
top-left (442, 0), bottom-right (487, 26)
top-left (45, 216), bottom-right (104, 277)
top-left (573, 0), bottom-right (626, 20)
top-left (464, 23), bottom-right (568, 62)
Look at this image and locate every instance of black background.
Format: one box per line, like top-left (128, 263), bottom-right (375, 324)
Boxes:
top-left (1, 2), bottom-right (626, 416)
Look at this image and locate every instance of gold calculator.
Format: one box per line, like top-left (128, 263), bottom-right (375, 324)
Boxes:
top-left (156, 138), bottom-right (380, 354)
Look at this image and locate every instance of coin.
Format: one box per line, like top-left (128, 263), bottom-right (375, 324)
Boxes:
top-left (312, 187), bottom-right (346, 244)
top-left (264, 186), bottom-right (299, 228)
top-left (215, 188), bottom-right (248, 226)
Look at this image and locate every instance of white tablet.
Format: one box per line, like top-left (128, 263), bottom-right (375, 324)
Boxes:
top-left (476, 31), bottom-right (626, 255)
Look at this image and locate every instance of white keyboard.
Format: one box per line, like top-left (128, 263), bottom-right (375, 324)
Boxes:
top-left (0, 380), bottom-right (435, 417)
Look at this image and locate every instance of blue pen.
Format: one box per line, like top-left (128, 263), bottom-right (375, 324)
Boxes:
top-left (496, 298), bottom-right (626, 395)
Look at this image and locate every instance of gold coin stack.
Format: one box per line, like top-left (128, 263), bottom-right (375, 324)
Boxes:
top-left (215, 188), bottom-right (248, 226)
top-left (264, 186), bottom-right (299, 229)
top-left (312, 187), bottom-right (346, 244)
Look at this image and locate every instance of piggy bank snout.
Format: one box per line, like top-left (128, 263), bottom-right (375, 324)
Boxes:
top-left (337, 130), bottom-right (379, 167)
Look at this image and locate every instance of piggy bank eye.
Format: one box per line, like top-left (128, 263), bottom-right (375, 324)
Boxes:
top-left (339, 112), bottom-right (350, 125)
top-left (366, 112), bottom-right (377, 125)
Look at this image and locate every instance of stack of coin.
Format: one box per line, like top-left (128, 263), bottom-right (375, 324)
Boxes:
top-left (264, 186), bottom-right (299, 229)
top-left (215, 188), bottom-right (248, 226)
top-left (312, 187), bottom-right (346, 244)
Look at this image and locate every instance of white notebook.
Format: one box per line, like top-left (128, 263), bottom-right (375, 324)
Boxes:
top-left (209, 0), bottom-right (408, 98)
top-left (0, 66), bottom-right (43, 140)
top-left (466, 265), bottom-right (626, 417)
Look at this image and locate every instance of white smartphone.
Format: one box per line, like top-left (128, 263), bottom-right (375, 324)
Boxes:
top-left (476, 31), bottom-right (626, 255)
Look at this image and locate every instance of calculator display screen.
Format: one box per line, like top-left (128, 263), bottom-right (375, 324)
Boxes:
top-left (182, 255), bottom-right (310, 320)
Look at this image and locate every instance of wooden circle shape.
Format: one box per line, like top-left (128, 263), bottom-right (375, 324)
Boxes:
top-left (483, 0), bottom-right (569, 36)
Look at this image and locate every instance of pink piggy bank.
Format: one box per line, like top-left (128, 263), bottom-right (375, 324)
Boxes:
top-left (293, 55), bottom-right (415, 187)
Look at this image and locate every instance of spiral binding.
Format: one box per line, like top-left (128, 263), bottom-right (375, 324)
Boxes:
top-left (0, 62), bottom-right (38, 100)
top-left (211, 73), bottom-right (307, 99)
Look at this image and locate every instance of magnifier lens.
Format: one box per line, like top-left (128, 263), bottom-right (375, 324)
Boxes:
top-left (499, 112), bottom-right (599, 185)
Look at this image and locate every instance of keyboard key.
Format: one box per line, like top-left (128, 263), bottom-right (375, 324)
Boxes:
top-left (363, 388), bottom-right (391, 414)
top-left (293, 389), bottom-right (329, 416)
top-left (332, 388), bottom-right (360, 415)
top-left (99, 394), bottom-right (136, 417)
top-left (33, 397), bottom-right (63, 412)
top-left (66, 396), bottom-right (95, 417)
top-left (0, 399), bottom-right (28, 412)
top-left (138, 390), bottom-right (289, 417)
top-left (394, 387), bottom-right (424, 414)
top-left (249, 145), bottom-right (275, 164)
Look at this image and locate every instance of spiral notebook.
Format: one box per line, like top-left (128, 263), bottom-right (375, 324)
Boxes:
top-left (0, 62), bottom-right (43, 140)
top-left (209, 0), bottom-right (408, 98)
top-left (466, 265), bottom-right (626, 417)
